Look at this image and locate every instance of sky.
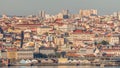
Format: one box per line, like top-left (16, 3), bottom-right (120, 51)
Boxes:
top-left (0, 0), bottom-right (120, 16)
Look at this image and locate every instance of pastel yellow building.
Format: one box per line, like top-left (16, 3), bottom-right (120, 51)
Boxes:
top-left (37, 26), bottom-right (52, 35)
top-left (70, 30), bottom-right (94, 42)
top-left (58, 58), bottom-right (68, 63)
top-left (7, 52), bottom-right (17, 59)
top-left (7, 48), bottom-right (17, 59)
top-left (54, 37), bottom-right (64, 45)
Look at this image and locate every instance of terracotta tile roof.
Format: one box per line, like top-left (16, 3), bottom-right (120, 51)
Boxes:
top-left (84, 54), bottom-right (95, 57)
top-left (7, 48), bottom-right (17, 51)
top-left (105, 54), bottom-right (114, 57)
top-left (101, 49), bottom-right (120, 52)
top-left (73, 29), bottom-right (93, 34)
top-left (16, 24), bottom-right (42, 27)
top-left (66, 53), bottom-right (80, 57)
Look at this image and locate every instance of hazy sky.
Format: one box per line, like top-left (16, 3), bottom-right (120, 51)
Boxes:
top-left (0, 0), bottom-right (120, 15)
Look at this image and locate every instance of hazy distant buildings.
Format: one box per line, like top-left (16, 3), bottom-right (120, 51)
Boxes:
top-left (79, 9), bottom-right (97, 17)
top-left (2, 14), bottom-right (8, 19)
top-left (56, 10), bottom-right (70, 19)
top-left (57, 13), bottom-right (64, 19)
top-left (39, 10), bottom-right (46, 18)
top-left (62, 9), bottom-right (69, 19)
top-left (113, 12), bottom-right (120, 20)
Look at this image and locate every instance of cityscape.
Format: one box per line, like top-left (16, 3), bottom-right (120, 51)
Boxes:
top-left (0, 9), bottom-right (120, 67)
top-left (1, 0), bottom-right (120, 68)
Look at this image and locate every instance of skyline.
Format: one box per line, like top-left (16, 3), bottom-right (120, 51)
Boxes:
top-left (0, 0), bottom-right (120, 16)
top-left (1, 1), bottom-right (120, 66)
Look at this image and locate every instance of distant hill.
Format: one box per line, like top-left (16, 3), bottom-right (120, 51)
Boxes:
top-left (0, 15), bottom-right (2, 18)
top-left (0, 15), bottom-right (24, 18)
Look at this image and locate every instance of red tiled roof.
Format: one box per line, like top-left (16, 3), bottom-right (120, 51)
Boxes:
top-left (73, 29), bottom-right (93, 34)
top-left (57, 23), bottom-right (64, 26)
top-left (101, 49), bottom-right (120, 52)
top-left (16, 24), bottom-right (42, 27)
top-left (84, 54), bottom-right (95, 57)
top-left (73, 29), bottom-right (82, 33)
top-left (7, 48), bottom-right (17, 51)
top-left (105, 54), bottom-right (114, 57)
top-left (66, 53), bottom-right (80, 57)
top-left (55, 19), bottom-right (63, 21)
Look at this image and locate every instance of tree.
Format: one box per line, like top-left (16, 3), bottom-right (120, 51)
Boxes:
top-left (101, 40), bottom-right (109, 45)
top-left (55, 52), bottom-right (61, 58)
top-left (55, 46), bottom-right (58, 52)
top-left (94, 41), bottom-right (98, 45)
top-left (61, 51), bottom-right (66, 58)
top-left (102, 52), bottom-right (107, 56)
top-left (48, 53), bottom-right (55, 58)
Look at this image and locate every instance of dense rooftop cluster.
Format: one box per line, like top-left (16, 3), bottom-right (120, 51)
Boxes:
top-left (0, 10), bottom-right (120, 59)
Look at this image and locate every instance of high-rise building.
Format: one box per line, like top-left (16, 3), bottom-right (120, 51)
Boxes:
top-left (2, 14), bottom-right (8, 18)
top-left (79, 9), bottom-right (97, 17)
top-left (39, 10), bottom-right (46, 18)
top-left (113, 12), bottom-right (118, 17)
top-left (62, 9), bottom-right (69, 15)
top-left (91, 9), bottom-right (97, 15)
top-left (57, 13), bottom-right (64, 19)
top-left (62, 9), bottom-right (69, 19)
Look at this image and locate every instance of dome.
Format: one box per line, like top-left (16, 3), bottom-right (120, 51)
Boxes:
top-left (20, 59), bottom-right (26, 64)
top-left (25, 59), bottom-right (31, 64)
